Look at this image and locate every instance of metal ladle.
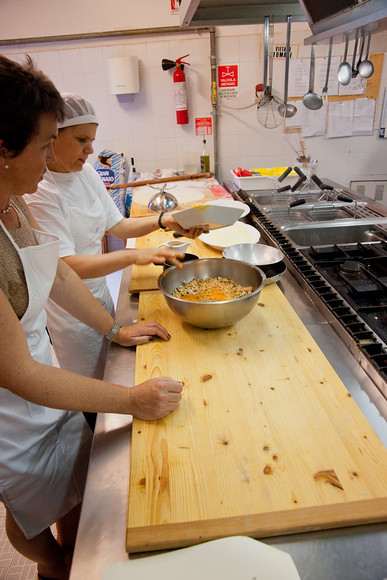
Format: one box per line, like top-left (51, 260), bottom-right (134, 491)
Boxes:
top-left (351, 37), bottom-right (359, 78)
top-left (278, 15), bottom-right (297, 118)
top-left (302, 45), bottom-right (323, 110)
top-left (338, 35), bottom-right (352, 86)
top-left (358, 34), bottom-right (374, 78)
top-left (322, 38), bottom-right (333, 104)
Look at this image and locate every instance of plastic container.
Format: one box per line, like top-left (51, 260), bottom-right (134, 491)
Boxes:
top-left (231, 167), bottom-right (298, 191)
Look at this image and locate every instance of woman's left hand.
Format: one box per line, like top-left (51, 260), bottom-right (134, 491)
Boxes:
top-left (113, 320), bottom-right (172, 346)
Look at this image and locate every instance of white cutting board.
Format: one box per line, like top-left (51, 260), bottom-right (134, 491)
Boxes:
top-left (102, 536), bottom-right (300, 580)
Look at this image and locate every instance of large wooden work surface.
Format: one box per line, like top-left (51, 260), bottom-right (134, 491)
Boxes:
top-left (126, 272), bottom-right (387, 554)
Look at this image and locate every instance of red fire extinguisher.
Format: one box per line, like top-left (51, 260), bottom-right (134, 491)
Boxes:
top-left (173, 54), bottom-right (190, 125)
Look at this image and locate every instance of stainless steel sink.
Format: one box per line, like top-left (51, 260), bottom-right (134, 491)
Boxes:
top-left (281, 218), bottom-right (387, 247)
top-left (308, 209), bottom-right (352, 221)
top-left (263, 208), bottom-right (312, 223)
top-left (263, 202), bottom-right (367, 225)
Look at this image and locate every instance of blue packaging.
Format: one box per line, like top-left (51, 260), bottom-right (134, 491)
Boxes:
top-left (94, 150), bottom-right (128, 216)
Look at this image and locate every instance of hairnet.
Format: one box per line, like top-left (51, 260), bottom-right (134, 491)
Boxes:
top-left (58, 93), bottom-right (98, 128)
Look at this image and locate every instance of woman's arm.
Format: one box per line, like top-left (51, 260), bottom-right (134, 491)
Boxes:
top-left (61, 245), bottom-right (183, 280)
top-left (108, 213), bottom-right (204, 240)
top-left (0, 288), bottom-right (182, 420)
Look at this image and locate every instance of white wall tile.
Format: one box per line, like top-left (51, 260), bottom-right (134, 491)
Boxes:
top-left (4, 24), bottom-right (386, 188)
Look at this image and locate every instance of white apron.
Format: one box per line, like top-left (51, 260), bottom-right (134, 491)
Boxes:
top-left (0, 219), bottom-right (92, 539)
top-left (45, 195), bottom-right (114, 379)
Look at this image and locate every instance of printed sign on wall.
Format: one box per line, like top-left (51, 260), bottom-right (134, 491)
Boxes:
top-left (218, 64), bottom-right (239, 100)
top-left (195, 117), bottom-right (213, 135)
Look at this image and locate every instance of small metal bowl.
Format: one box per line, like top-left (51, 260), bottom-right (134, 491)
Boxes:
top-left (157, 258), bottom-right (266, 329)
top-left (222, 243), bottom-right (284, 265)
top-left (222, 243), bottom-right (286, 285)
top-left (259, 260), bottom-right (287, 285)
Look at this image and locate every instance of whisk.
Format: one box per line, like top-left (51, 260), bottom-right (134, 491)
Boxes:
top-left (284, 127), bottom-right (309, 162)
top-left (257, 16), bottom-right (284, 129)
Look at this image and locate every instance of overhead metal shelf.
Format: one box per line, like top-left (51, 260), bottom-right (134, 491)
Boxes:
top-left (179, 0), bottom-right (387, 48)
top-left (301, 0), bottom-right (387, 45)
top-left (179, 0), bottom-right (306, 28)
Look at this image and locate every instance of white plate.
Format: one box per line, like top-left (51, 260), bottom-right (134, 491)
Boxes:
top-left (199, 221), bottom-right (260, 251)
top-left (203, 199), bottom-right (250, 217)
top-left (173, 204), bottom-right (244, 230)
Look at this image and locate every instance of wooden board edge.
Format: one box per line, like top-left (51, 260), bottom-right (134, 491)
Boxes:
top-left (126, 497), bottom-right (387, 554)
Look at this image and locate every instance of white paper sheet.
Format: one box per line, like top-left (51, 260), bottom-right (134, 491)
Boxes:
top-left (102, 536), bottom-right (301, 580)
top-left (302, 105), bottom-right (327, 137)
top-left (352, 98), bottom-right (376, 135)
top-left (284, 100), bottom-right (303, 128)
top-left (314, 56), bottom-right (340, 96)
top-left (327, 100), bottom-right (354, 138)
top-left (288, 58), bottom-right (309, 98)
top-left (338, 74), bottom-right (366, 96)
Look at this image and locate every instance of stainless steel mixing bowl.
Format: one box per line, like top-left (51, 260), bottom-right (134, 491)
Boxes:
top-left (157, 258), bottom-right (266, 329)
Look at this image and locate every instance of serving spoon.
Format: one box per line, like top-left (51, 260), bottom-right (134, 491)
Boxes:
top-left (302, 44), bottom-right (323, 110)
top-left (338, 35), bottom-right (352, 86)
top-left (278, 15), bottom-right (297, 118)
top-left (358, 34), bottom-right (374, 78)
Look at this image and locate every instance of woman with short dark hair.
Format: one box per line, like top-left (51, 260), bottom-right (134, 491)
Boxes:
top-left (0, 55), bottom-right (182, 580)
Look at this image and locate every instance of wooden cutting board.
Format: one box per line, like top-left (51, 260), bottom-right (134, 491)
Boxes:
top-left (128, 230), bottom-right (221, 293)
top-left (126, 284), bottom-right (387, 554)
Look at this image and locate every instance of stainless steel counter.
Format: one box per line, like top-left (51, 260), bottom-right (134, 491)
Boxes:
top-left (70, 265), bottom-right (387, 580)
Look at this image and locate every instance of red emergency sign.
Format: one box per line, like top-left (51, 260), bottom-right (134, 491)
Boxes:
top-left (218, 65), bottom-right (238, 88)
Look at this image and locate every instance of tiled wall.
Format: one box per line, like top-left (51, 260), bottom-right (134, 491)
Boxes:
top-left (1, 22), bottom-right (387, 191)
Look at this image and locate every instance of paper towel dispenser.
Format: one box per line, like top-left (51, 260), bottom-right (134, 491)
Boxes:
top-left (108, 56), bottom-right (140, 95)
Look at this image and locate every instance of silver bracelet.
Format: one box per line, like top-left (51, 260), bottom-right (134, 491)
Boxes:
top-left (106, 321), bottom-right (122, 341)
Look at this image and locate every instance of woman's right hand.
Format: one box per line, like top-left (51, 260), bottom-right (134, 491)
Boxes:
top-left (130, 247), bottom-right (183, 267)
top-left (127, 377), bottom-right (183, 420)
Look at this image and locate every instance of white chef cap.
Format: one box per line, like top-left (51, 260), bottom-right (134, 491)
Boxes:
top-left (58, 93), bottom-right (98, 128)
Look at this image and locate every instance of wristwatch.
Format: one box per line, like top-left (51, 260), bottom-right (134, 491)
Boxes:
top-left (106, 321), bottom-right (122, 341)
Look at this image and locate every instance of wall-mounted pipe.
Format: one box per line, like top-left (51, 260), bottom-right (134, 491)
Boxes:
top-left (210, 28), bottom-right (218, 179)
top-left (0, 25), bottom-right (211, 46)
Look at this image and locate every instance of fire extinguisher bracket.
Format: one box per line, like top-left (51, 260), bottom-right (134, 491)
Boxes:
top-left (162, 54), bottom-right (190, 125)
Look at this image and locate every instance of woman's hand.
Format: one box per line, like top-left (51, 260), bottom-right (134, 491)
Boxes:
top-left (131, 247), bottom-right (184, 267)
top-left (128, 377), bottom-right (183, 420)
top-left (114, 320), bottom-right (172, 346)
top-left (162, 214), bottom-right (208, 239)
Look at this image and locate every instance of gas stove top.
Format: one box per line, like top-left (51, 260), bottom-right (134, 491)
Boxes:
top-left (301, 242), bottom-right (387, 345)
top-left (231, 187), bottom-right (387, 394)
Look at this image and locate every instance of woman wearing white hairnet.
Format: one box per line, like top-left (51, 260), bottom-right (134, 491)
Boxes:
top-left (27, 94), bottom-right (203, 395)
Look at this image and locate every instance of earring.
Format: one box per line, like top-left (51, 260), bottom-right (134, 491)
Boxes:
top-left (4, 164), bottom-right (9, 169)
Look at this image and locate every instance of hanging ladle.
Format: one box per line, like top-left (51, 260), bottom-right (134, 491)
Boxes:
top-left (278, 15), bottom-right (297, 118)
top-left (356, 36), bottom-right (365, 74)
top-left (358, 34), bottom-right (374, 78)
top-left (322, 38), bottom-right (333, 104)
top-left (338, 35), bottom-right (352, 86)
top-left (351, 37), bottom-right (359, 78)
top-left (302, 44), bottom-right (323, 110)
